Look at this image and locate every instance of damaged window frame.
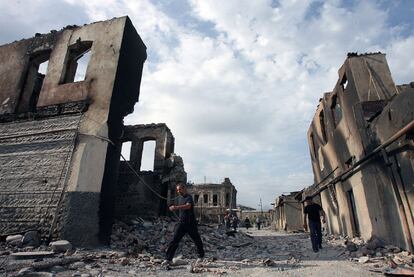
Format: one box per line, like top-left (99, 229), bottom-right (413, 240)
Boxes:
top-left (213, 194), bottom-right (218, 206)
top-left (18, 50), bottom-right (51, 113)
top-left (331, 94), bottom-right (343, 128)
top-left (60, 40), bottom-right (93, 84)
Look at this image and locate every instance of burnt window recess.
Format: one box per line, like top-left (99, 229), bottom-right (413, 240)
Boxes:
top-left (319, 110), bottom-right (328, 143)
top-left (203, 194), bottom-right (208, 204)
top-left (213, 194), bottom-right (218, 206)
top-left (310, 133), bottom-right (318, 159)
top-left (120, 141), bottom-right (132, 161)
top-left (61, 40), bottom-right (92, 84)
top-left (18, 50), bottom-right (51, 113)
top-left (140, 140), bottom-right (156, 171)
top-left (347, 189), bottom-right (360, 236)
top-left (341, 74), bottom-right (348, 91)
top-left (331, 94), bottom-right (343, 128)
top-left (361, 100), bottom-right (387, 122)
top-left (194, 194), bottom-right (199, 204)
top-left (225, 193), bottom-right (230, 207)
top-left (345, 156), bottom-right (356, 169)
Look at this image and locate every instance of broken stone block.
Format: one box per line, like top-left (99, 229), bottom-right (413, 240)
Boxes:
top-left (17, 267), bottom-right (34, 276)
top-left (11, 251), bottom-right (54, 260)
top-left (50, 240), bottom-right (72, 253)
top-left (358, 256), bottom-right (370, 263)
top-left (22, 231), bottom-right (41, 247)
top-left (6, 234), bottom-right (23, 247)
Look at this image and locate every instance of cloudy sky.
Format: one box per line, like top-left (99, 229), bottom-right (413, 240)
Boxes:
top-left (1, 0), bottom-right (413, 209)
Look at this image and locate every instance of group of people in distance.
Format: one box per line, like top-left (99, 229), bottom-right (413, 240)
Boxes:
top-left (224, 212), bottom-right (239, 231)
top-left (162, 183), bottom-right (326, 265)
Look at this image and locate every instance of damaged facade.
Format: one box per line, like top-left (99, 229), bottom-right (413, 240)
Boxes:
top-left (186, 178), bottom-right (237, 223)
top-left (273, 192), bottom-right (303, 232)
top-left (0, 17), bottom-right (148, 246)
top-left (115, 123), bottom-right (187, 220)
top-left (305, 53), bottom-right (414, 252)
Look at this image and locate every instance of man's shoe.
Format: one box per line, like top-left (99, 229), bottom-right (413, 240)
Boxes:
top-left (161, 260), bottom-right (172, 266)
top-left (196, 258), bottom-right (203, 264)
top-left (313, 248), bottom-right (319, 253)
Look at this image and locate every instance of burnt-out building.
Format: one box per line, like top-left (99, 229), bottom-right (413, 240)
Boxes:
top-left (273, 192), bottom-right (303, 232)
top-left (0, 17), bottom-right (147, 246)
top-left (305, 53), bottom-right (414, 252)
top-left (186, 178), bottom-right (237, 223)
top-left (115, 123), bottom-right (187, 220)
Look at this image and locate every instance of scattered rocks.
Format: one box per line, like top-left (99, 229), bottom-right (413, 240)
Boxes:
top-left (49, 240), bottom-right (72, 253)
top-left (6, 234), bottom-right (23, 247)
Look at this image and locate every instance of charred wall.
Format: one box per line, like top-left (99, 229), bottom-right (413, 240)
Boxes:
top-left (305, 53), bottom-right (414, 251)
top-left (0, 17), bottom-right (147, 246)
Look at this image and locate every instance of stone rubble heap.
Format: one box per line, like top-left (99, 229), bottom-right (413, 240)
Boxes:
top-left (326, 234), bottom-right (414, 275)
top-left (1, 220), bottom-right (414, 276)
top-left (109, 217), bottom-right (257, 260)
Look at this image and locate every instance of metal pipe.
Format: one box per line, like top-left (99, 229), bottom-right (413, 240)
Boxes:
top-left (312, 118), bottom-right (414, 196)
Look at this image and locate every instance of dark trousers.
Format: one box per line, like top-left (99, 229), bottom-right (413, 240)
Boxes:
top-left (308, 220), bottom-right (322, 250)
top-left (165, 221), bottom-right (204, 261)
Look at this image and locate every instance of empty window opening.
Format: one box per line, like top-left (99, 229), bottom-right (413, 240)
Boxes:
top-left (18, 51), bottom-right (51, 113)
top-left (331, 95), bottom-right (342, 128)
top-left (140, 140), bottom-right (156, 171)
top-left (319, 110), bottom-right (327, 143)
top-left (341, 74), bottom-right (348, 90)
top-left (61, 41), bottom-right (92, 84)
top-left (194, 194), bottom-right (199, 204)
top-left (38, 60), bottom-right (49, 75)
top-left (203, 194), bottom-right (208, 204)
top-left (213, 194), bottom-right (218, 206)
top-left (120, 141), bottom-right (132, 161)
top-left (225, 193), bottom-right (230, 207)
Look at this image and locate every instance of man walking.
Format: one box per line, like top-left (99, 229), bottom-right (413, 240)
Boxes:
top-left (303, 196), bottom-right (326, 252)
top-left (163, 183), bottom-right (204, 265)
top-left (255, 216), bottom-right (261, 230)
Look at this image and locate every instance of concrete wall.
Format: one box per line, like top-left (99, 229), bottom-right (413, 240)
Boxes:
top-left (274, 194), bottom-right (303, 232)
top-left (305, 53), bottom-right (414, 251)
top-left (0, 17), bottom-right (147, 245)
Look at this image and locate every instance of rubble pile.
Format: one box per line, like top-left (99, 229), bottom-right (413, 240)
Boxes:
top-left (327, 235), bottom-right (414, 275)
top-left (110, 217), bottom-right (256, 260)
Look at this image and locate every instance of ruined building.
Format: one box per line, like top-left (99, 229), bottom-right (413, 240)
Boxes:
top-left (305, 53), bottom-right (414, 252)
top-left (0, 17), bottom-right (148, 246)
top-left (186, 178), bottom-right (237, 223)
top-left (273, 192), bottom-right (303, 232)
top-left (115, 123), bottom-right (187, 220)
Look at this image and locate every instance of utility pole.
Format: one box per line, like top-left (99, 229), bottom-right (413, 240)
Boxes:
top-left (260, 198), bottom-right (263, 215)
